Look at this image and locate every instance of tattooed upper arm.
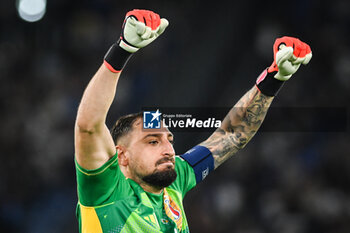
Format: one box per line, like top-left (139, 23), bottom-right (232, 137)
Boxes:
top-left (200, 86), bottom-right (273, 169)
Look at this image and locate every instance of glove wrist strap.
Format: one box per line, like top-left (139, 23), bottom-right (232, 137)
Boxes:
top-left (104, 42), bottom-right (133, 73)
top-left (256, 68), bottom-right (285, 96)
top-left (119, 39), bottom-right (139, 53)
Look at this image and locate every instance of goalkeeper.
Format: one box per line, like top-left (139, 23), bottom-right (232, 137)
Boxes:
top-left (74, 9), bottom-right (312, 233)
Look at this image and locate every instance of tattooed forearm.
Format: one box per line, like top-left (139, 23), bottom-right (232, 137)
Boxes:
top-left (200, 86), bottom-right (273, 169)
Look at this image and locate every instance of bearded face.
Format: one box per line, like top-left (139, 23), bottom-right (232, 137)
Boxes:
top-left (120, 118), bottom-right (177, 189)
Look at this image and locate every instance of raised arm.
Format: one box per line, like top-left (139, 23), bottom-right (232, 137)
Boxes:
top-left (200, 85), bottom-right (272, 168)
top-left (75, 9), bottom-right (169, 170)
top-left (201, 36), bottom-right (312, 169)
top-left (75, 66), bottom-right (120, 170)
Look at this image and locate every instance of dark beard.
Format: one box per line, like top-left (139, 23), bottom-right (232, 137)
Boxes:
top-left (142, 169), bottom-right (177, 188)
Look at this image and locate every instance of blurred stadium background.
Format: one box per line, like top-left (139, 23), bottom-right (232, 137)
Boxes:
top-left (1, 0), bottom-right (350, 232)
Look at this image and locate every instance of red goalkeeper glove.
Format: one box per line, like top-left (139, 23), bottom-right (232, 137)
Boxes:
top-left (119, 9), bottom-right (169, 53)
top-left (268, 36), bottom-right (312, 80)
top-left (256, 36), bottom-right (312, 96)
top-left (104, 9), bottom-right (169, 73)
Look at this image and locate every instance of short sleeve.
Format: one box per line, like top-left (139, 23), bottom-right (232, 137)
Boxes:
top-left (75, 153), bottom-right (130, 206)
top-left (169, 156), bottom-right (197, 198)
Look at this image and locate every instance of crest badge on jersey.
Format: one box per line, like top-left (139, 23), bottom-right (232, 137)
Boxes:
top-left (163, 189), bottom-right (182, 231)
top-left (164, 199), bottom-right (180, 220)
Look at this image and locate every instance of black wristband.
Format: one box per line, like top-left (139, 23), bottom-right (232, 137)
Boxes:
top-left (104, 42), bottom-right (133, 72)
top-left (256, 69), bottom-right (285, 96)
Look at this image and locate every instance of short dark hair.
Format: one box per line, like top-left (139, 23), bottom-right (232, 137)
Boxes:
top-left (110, 112), bottom-right (143, 145)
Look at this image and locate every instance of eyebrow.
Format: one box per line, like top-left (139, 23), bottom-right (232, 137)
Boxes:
top-left (142, 133), bottom-right (174, 140)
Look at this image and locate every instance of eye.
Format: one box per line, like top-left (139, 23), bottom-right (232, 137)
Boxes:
top-left (149, 140), bottom-right (158, 145)
top-left (169, 140), bottom-right (174, 145)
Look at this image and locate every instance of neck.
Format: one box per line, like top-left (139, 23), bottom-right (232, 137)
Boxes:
top-left (139, 182), bottom-right (164, 194)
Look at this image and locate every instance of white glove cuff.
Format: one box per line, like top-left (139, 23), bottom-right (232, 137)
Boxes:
top-left (119, 39), bottom-right (139, 53)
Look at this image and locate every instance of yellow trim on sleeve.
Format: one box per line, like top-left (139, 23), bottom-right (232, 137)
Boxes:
top-left (80, 205), bottom-right (103, 233)
top-left (79, 201), bottom-right (115, 209)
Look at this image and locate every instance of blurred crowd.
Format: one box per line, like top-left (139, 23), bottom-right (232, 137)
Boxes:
top-left (0, 0), bottom-right (349, 232)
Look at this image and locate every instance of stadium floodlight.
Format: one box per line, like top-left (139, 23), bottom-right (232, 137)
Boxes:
top-left (17, 0), bottom-right (47, 22)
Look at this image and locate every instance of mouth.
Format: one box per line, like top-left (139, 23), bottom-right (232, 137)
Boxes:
top-left (156, 158), bottom-right (175, 168)
top-left (159, 161), bottom-right (174, 167)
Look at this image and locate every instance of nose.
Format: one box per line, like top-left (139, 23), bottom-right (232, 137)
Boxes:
top-left (162, 140), bottom-right (175, 157)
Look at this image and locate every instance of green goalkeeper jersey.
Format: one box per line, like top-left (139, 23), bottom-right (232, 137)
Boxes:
top-left (75, 154), bottom-right (197, 233)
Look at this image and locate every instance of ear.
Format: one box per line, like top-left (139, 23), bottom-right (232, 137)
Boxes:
top-left (116, 145), bottom-right (129, 166)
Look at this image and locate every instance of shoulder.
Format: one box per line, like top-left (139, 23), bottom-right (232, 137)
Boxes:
top-left (168, 156), bottom-right (196, 197)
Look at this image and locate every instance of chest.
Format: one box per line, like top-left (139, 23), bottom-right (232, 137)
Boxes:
top-left (93, 197), bottom-right (188, 233)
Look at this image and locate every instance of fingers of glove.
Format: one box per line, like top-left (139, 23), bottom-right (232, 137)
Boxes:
top-left (124, 18), bottom-right (152, 40)
top-left (291, 53), bottom-right (312, 65)
top-left (140, 26), bottom-right (152, 39)
top-left (124, 16), bottom-right (146, 35)
top-left (126, 14), bottom-right (149, 36)
top-left (277, 61), bottom-right (300, 78)
top-left (302, 52), bottom-right (312, 65)
top-left (292, 39), bottom-right (312, 57)
top-left (292, 41), bottom-right (312, 65)
top-left (124, 17), bottom-right (144, 37)
top-left (126, 16), bottom-right (137, 26)
top-left (125, 17), bottom-right (145, 35)
top-left (276, 45), bottom-right (294, 67)
top-left (156, 18), bottom-right (169, 36)
top-left (133, 20), bottom-right (147, 35)
top-left (138, 17), bottom-right (166, 39)
top-left (291, 55), bottom-right (306, 65)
